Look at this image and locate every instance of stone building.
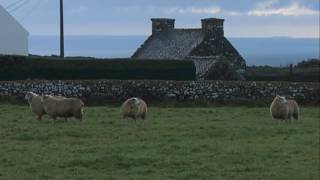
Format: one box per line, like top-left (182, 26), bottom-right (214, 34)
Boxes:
top-left (132, 18), bottom-right (246, 79)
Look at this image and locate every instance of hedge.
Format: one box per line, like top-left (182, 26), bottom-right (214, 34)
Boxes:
top-left (244, 66), bottom-right (319, 82)
top-left (245, 73), bottom-right (319, 82)
top-left (0, 55), bottom-right (196, 81)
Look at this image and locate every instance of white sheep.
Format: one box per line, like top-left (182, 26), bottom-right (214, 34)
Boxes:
top-left (270, 95), bottom-right (300, 121)
top-left (121, 97), bottom-right (147, 120)
top-left (42, 95), bottom-right (84, 121)
top-left (25, 92), bottom-right (46, 121)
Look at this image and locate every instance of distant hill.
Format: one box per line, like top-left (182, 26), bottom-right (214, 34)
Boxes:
top-left (29, 35), bottom-right (319, 66)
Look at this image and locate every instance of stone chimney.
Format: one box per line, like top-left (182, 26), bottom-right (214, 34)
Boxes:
top-left (201, 18), bottom-right (224, 38)
top-left (151, 18), bottom-right (175, 34)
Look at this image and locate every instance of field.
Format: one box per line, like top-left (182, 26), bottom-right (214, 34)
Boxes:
top-left (0, 105), bottom-right (319, 179)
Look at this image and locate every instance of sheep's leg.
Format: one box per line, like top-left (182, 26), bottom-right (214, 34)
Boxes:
top-left (78, 113), bottom-right (83, 122)
top-left (284, 116), bottom-right (289, 123)
top-left (73, 109), bottom-right (83, 122)
top-left (75, 116), bottom-right (82, 122)
top-left (37, 115), bottom-right (42, 121)
top-left (141, 113), bottom-right (146, 120)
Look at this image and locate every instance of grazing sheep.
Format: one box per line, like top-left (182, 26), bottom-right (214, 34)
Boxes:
top-left (42, 95), bottom-right (84, 121)
top-left (287, 99), bottom-right (300, 120)
top-left (25, 92), bottom-right (46, 121)
top-left (270, 95), bottom-right (300, 121)
top-left (121, 97), bottom-right (147, 120)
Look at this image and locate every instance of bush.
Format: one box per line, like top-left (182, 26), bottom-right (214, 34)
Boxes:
top-left (0, 55), bottom-right (196, 81)
top-left (296, 58), bottom-right (320, 69)
top-left (244, 73), bottom-right (319, 82)
top-left (245, 64), bottom-right (319, 82)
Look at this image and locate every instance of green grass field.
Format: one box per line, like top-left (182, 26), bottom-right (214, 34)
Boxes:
top-left (0, 105), bottom-right (319, 179)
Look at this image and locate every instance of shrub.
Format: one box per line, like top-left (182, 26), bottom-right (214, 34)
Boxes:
top-left (0, 55), bottom-right (196, 81)
top-left (296, 58), bottom-right (320, 69)
top-left (244, 64), bottom-right (319, 82)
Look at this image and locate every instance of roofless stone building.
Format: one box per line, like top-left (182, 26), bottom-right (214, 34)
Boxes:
top-left (132, 18), bottom-right (246, 79)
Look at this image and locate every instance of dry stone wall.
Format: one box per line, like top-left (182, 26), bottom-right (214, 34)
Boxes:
top-left (0, 80), bottom-right (318, 105)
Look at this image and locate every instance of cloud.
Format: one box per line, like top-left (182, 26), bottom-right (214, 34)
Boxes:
top-left (164, 6), bottom-right (221, 15)
top-left (224, 11), bottom-right (244, 16)
top-left (190, 7), bottom-right (221, 14)
top-left (256, 0), bottom-right (278, 9)
top-left (248, 1), bottom-right (320, 16)
top-left (164, 1), bottom-right (319, 17)
top-left (163, 7), bottom-right (187, 14)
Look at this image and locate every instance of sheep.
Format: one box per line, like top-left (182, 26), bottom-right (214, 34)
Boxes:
top-left (270, 95), bottom-right (300, 121)
top-left (121, 97), bottom-right (147, 120)
top-left (25, 92), bottom-right (46, 121)
top-left (287, 99), bottom-right (300, 120)
top-left (42, 95), bottom-right (84, 121)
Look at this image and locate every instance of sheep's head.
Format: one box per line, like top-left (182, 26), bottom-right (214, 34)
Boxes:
top-left (275, 95), bottom-right (288, 104)
top-left (25, 92), bottom-right (37, 103)
top-left (128, 97), bottom-right (140, 110)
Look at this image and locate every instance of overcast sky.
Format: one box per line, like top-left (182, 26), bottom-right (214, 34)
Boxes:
top-left (1, 0), bottom-right (319, 37)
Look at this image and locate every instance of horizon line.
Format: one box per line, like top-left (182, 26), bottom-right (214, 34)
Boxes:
top-left (29, 34), bottom-right (320, 39)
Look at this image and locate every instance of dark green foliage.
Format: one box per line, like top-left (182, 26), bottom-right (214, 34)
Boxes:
top-left (0, 55), bottom-right (196, 81)
top-left (245, 63), bottom-right (319, 82)
top-left (296, 58), bottom-right (320, 69)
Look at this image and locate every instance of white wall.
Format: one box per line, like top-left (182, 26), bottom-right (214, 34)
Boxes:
top-left (0, 6), bottom-right (29, 56)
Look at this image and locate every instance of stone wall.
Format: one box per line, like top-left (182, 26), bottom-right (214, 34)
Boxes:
top-left (0, 80), bottom-right (318, 105)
